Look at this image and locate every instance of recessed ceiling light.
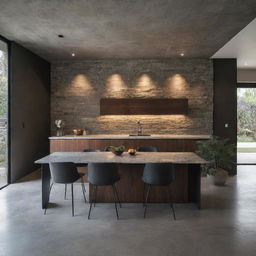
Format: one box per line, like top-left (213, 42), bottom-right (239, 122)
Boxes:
top-left (71, 53), bottom-right (75, 57)
top-left (180, 53), bottom-right (184, 57)
top-left (58, 34), bottom-right (64, 38)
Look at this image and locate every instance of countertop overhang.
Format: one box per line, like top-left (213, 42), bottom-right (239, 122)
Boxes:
top-left (49, 134), bottom-right (211, 140)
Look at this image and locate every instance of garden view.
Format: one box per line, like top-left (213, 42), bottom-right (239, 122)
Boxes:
top-left (237, 88), bottom-right (256, 154)
top-left (0, 40), bottom-right (8, 187)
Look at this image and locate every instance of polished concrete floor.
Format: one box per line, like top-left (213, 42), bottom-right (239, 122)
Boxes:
top-left (0, 166), bottom-right (256, 256)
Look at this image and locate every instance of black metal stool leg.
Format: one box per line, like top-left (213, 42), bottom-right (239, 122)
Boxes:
top-left (112, 185), bottom-right (119, 219)
top-left (94, 185), bottom-right (98, 207)
top-left (113, 184), bottom-right (122, 208)
top-left (71, 183), bottom-right (74, 217)
top-left (88, 185), bottom-right (96, 219)
top-left (143, 183), bottom-right (147, 207)
top-left (81, 178), bottom-right (87, 203)
top-left (144, 184), bottom-right (151, 218)
top-left (166, 186), bottom-right (176, 220)
top-left (64, 184), bottom-right (67, 200)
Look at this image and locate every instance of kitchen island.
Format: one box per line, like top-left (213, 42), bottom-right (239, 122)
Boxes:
top-left (36, 151), bottom-right (208, 209)
top-left (44, 134), bottom-right (210, 207)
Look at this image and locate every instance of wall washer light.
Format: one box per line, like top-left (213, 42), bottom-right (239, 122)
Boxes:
top-left (71, 53), bottom-right (75, 57)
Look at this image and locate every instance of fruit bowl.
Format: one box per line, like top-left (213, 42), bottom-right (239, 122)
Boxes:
top-left (128, 148), bottom-right (136, 156)
top-left (109, 146), bottom-right (125, 156)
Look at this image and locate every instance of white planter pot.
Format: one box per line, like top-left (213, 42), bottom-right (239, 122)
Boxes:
top-left (208, 168), bottom-right (229, 186)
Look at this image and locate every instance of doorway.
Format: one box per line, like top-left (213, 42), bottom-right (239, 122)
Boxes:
top-left (237, 86), bottom-right (256, 164)
top-left (0, 38), bottom-right (9, 188)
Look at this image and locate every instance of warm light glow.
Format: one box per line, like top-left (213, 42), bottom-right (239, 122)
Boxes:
top-left (244, 62), bottom-right (248, 66)
top-left (80, 115), bottom-right (193, 135)
top-left (71, 53), bottom-right (75, 57)
top-left (68, 74), bottom-right (94, 96)
top-left (180, 53), bottom-right (184, 57)
top-left (105, 74), bottom-right (127, 97)
top-left (165, 74), bottom-right (189, 95)
top-left (135, 74), bottom-right (157, 95)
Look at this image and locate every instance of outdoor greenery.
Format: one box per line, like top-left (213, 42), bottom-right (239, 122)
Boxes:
top-left (237, 88), bottom-right (256, 142)
top-left (196, 136), bottom-right (235, 175)
top-left (0, 45), bottom-right (8, 163)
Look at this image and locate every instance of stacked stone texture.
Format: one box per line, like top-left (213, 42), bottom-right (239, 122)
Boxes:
top-left (51, 59), bottom-right (213, 135)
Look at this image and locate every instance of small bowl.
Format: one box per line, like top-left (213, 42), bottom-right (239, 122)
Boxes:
top-left (128, 149), bottom-right (137, 156)
top-left (110, 150), bottom-right (124, 156)
top-left (73, 129), bottom-right (83, 136)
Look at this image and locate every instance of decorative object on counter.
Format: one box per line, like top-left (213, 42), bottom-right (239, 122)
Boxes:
top-left (109, 145), bottom-right (125, 156)
top-left (73, 129), bottom-right (83, 136)
top-left (83, 129), bottom-right (88, 135)
top-left (55, 120), bottom-right (64, 136)
top-left (196, 136), bottom-right (235, 186)
top-left (128, 148), bottom-right (136, 156)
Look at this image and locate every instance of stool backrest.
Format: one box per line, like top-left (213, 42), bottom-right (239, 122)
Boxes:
top-left (88, 163), bottom-right (119, 185)
top-left (138, 146), bottom-right (158, 152)
top-left (49, 162), bottom-right (80, 184)
top-left (143, 163), bottom-right (175, 185)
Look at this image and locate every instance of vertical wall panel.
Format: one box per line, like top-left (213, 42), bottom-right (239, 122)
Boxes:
top-left (213, 59), bottom-right (237, 174)
top-left (10, 42), bottom-right (50, 182)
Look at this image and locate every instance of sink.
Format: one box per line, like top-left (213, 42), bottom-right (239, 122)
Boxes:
top-left (129, 134), bottom-right (151, 136)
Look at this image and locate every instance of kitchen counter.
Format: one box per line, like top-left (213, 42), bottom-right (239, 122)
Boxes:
top-left (49, 134), bottom-right (211, 140)
top-left (36, 151), bottom-right (206, 206)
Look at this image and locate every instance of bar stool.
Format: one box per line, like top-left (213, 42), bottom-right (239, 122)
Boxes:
top-left (138, 146), bottom-right (158, 204)
top-left (88, 163), bottom-right (121, 219)
top-left (138, 146), bottom-right (158, 152)
top-left (46, 162), bottom-right (87, 217)
top-left (142, 163), bottom-right (176, 220)
top-left (70, 149), bottom-right (100, 200)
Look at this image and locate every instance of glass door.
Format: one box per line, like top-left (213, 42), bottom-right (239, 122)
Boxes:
top-left (0, 39), bottom-right (8, 188)
top-left (237, 87), bottom-right (256, 164)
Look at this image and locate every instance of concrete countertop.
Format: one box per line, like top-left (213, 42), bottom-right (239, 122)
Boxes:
top-left (35, 152), bottom-right (208, 164)
top-left (49, 134), bottom-right (211, 140)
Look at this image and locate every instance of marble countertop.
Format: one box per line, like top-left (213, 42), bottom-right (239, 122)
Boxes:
top-left (49, 134), bottom-right (211, 140)
top-left (35, 152), bottom-right (208, 164)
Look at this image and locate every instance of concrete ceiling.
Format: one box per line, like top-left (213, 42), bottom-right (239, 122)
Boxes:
top-left (0, 0), bottom-right (256, 62)
top-left (212, 18), bottom-right (256, 69)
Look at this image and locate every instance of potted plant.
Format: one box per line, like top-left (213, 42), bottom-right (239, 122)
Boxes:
top-left (196, 136), bottom-right (235, 186)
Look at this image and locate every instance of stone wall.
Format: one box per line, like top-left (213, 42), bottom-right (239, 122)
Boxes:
top-left (51, 59), bottom-right (213, 135)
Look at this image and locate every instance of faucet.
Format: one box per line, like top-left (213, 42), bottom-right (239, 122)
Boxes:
top-left (137, 121), bottom-right (142, 135)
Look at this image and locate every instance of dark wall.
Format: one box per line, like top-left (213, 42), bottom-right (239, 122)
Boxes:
top-left (213, 59), bottom-right (237, 174)
top-left (10, 42), bottom-right (50, 182)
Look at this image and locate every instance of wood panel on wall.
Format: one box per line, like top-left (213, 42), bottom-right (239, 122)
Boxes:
top-left (100, 98), bottom-right (188, 115)
top-left (213, 58), bottom-right (237, 174)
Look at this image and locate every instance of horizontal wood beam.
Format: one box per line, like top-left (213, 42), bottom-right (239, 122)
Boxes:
top-left (100, 98), bottom-right (188, 115)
